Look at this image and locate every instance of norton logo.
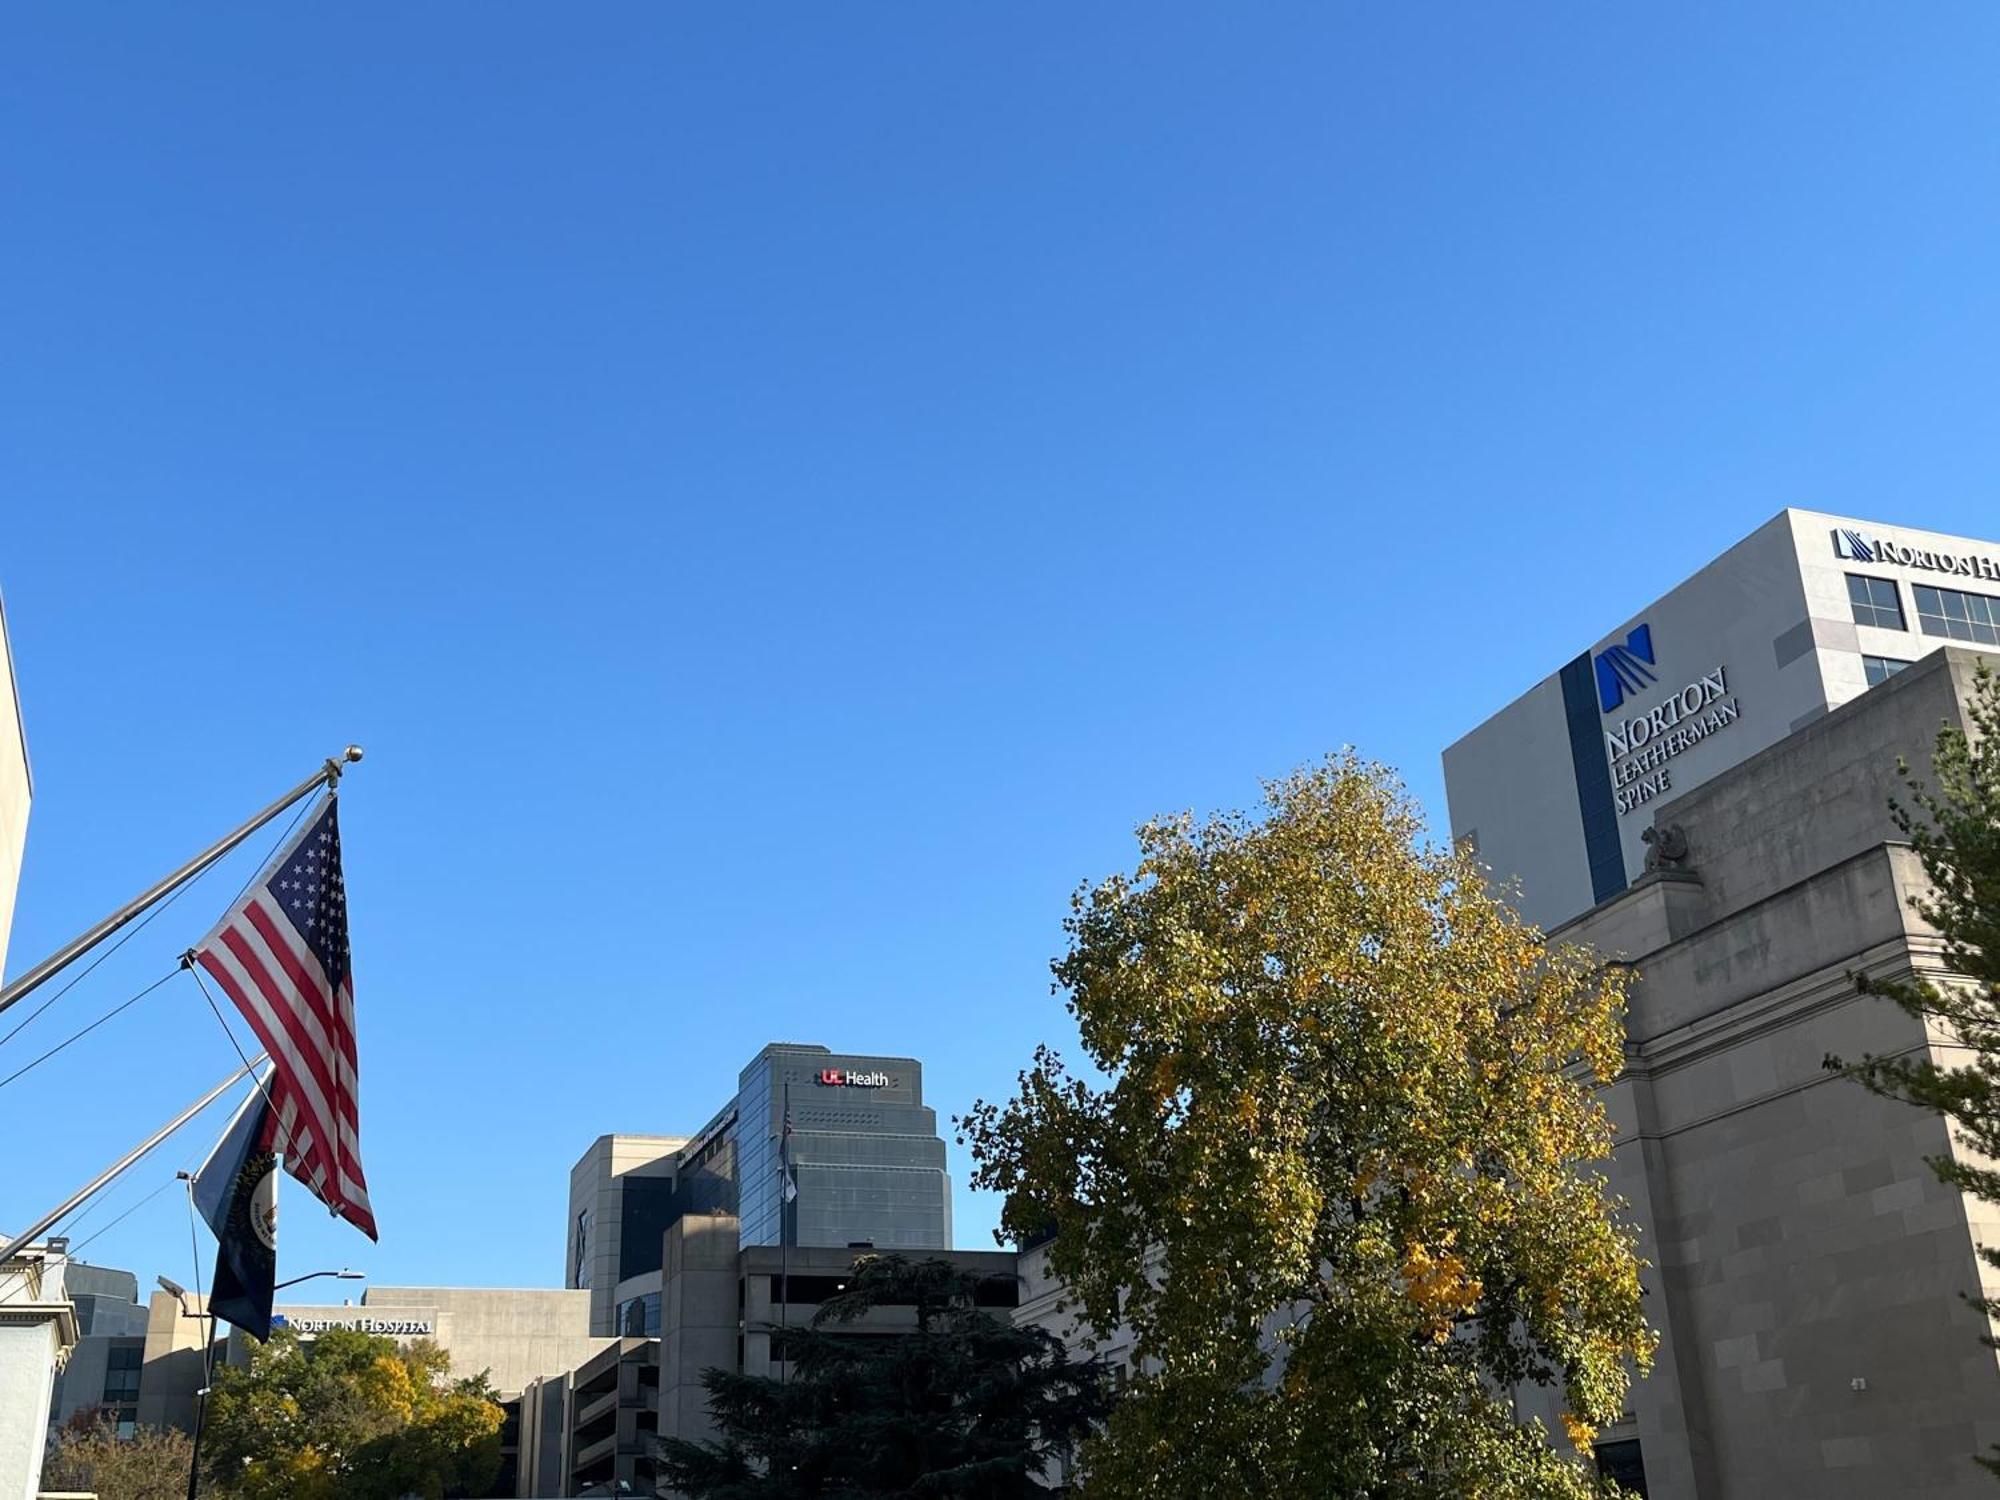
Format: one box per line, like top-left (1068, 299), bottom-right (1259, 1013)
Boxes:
top-left (1594, 624), bottom-right (1657, 714)
top-left (818, 1068), bottom-right (891, 1088)
top-left (1832, 526), bottom-right (2000, 582)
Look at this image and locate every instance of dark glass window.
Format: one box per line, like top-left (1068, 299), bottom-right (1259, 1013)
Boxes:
top-left (615, 1290), bottom-right (661, 1337)
top-left (619, 1177), bottom-right (677, 1280)
top-left (102, 1341), bottom-right (143, 1403)
top-left (1596, 1438), bottom-right (1648, 1496)
top-left (1913, 583), bottom-right (2000, 645)
top-left (1846, 574), bottom-right (1906, 630)
top-left (1863, 654), bottom-right (1913, 686)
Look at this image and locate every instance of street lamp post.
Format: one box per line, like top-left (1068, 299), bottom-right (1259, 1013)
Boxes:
top-left (156, 1275), bottom-right (214, 1500)
top-left (163, 1266), bottom-right (366, 1498)
top-left (275, 1268), bottom-right (365, 1292)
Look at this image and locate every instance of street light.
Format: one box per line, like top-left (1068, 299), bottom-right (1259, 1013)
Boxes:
top-left (275, 1268), bottom-right (365, 1292)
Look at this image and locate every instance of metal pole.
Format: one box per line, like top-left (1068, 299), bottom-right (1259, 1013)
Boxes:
top-left (0, 747), bottom-right (363, 1019)
top-left (186, 1320), bottom-right (215, 1500)
top-left (779, 1078), bottom-right (790, 1385)
top-left (181, 1174), bottom-right (215, 1500)
top-left (0, 1053), bottom-right (268, 1266)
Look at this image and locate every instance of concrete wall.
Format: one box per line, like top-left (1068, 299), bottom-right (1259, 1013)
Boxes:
top-left (361, 1286), bottom-right (603, 1397)
top-left (0, 595), bottom-right (29, 984)
top-left (145, 1285), bottom-right (607, 1435)
top-left (657, 1213), bottom-right (740, 1450)
top-left (0, 1251), bottom-right (73, 1500)
top-left (1531, 647), bottom-right (2000, 1498)
top-left (566, 1134), bottom-right (683, 1336)
top-left (135, 1291), bottom-right (208, 1434)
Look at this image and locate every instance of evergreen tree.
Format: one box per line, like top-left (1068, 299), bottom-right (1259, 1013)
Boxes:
top-left (1841, 660), bottom-right (2000, 1474)
top-left (655, 1254), bottom-right (1111, 1498)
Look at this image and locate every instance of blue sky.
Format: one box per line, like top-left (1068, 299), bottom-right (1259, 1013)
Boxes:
top-left (3, 4), bottom-right (1998, 1300)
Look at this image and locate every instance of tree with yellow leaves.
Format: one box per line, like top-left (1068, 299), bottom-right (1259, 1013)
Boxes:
top-left (201, 1326), bottom-right (504, 1499)
top-left (962, 756), bottom-right (1655, 1498)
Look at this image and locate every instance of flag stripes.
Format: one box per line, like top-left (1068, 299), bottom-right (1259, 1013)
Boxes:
top-left (194, 794), bottom-right (374, 1240)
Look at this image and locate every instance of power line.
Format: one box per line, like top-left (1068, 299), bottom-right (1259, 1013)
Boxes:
top-left (0, 970), bottom-right (178, 1094)
top-left (0, 796), bottom-right (312, 1054)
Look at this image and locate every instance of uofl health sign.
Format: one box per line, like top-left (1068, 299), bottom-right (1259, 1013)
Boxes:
top-left (1602, 662), bottom-right (1744, 816)
top-left (818, 1068), bottom-right (891, 1088)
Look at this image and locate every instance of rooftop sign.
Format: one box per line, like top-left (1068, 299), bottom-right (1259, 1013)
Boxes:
top-left (1833, 528), bottom-right (2000, 583)
top-left (818, 1068), bottom-right (890, 1088)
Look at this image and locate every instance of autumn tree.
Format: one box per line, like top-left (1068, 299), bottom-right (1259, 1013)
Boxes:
top-left (656, 1254), bottom-right (1111, 1497)
top-left (962, 755), bottom-right (1654, 1499)
top-left (1841, 660), bottom-right (2000, 1474)
top-left (200, 1326), bottom-right (504, 1499)
top-left (42, 1414), bottom-right (194, 1500)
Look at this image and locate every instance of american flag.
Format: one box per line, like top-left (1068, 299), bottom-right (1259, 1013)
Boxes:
top-left (193, 794), bottom-right (375, 1240)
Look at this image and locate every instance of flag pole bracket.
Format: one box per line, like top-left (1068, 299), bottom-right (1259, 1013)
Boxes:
top-left (324, 745), bottom-right (365, 791)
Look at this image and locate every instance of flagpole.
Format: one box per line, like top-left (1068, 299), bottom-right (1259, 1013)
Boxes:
top-left (779, 1077), bottom-right (790, 1386)
top-left (0, 1054), bottom-right (268, 1267)
top-left (0, 748), bottom-right (363, 1019)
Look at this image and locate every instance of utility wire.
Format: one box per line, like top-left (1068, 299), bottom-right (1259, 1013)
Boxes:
top-left (0, 868), bottom-right (197, 1052)
top-left (66, 1176), bottom-right (180, 1261)
top-left (188, 966), bottom-right (279, 1122)
top-left (28, 1076), bottom-right (264, 1281)
top-left (0, 970), bottom-right (178, 1094)
top-left (0, 796), bottom-right (311, 1055)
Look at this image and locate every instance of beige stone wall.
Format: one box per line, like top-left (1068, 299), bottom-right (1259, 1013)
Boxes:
top-left (567, 1133), bottom-right (684, 1336)
top-left (1534, 648), bottom-right (2000, 1499)
top-left (361, 1285), bottom-right (605, 1396)
top-left (0, 597), bottom-right (31, 983)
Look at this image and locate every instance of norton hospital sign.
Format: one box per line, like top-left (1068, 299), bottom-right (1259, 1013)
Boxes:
top-left (1833, 527), bottom-right (2000, 582)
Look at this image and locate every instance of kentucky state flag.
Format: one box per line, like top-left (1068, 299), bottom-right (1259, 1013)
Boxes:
top-left (192, 1080), bottom-right (280, 1340)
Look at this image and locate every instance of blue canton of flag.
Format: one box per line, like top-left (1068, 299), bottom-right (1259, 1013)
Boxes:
top-left (270, 810), bottom-right (351, 994)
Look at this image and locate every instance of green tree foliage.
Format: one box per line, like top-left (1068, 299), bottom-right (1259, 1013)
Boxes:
top-left (200, 1326), bottom-right (504, 1499)
top-left (43, 1413), bottom-right (194, 1500)
top-left (1840, 660), bottom-right (2000, 1473)
top-left (962, 756), bottom-right (1655, 1499)
top-left (656, 1253), bottom-right (1111, 1498)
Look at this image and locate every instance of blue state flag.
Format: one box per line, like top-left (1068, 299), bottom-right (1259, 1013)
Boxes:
top-left (193, 1079), bottom-right (281, 1340)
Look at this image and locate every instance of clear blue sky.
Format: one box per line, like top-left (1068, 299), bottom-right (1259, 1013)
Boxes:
top-left (3, 5), bottom-right (1998, 1300)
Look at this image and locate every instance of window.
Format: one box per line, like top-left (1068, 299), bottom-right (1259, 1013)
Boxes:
top-left (1595, 1438), bottom-right (1648, 1496)
top-left (1846, 574), bottom-right (1906, 630)
top-left (1863, 655), bottom-right (1913, 686)
top-left (1913, 583), bottom-right (2000, 646)
top-left (102, 1342), bottom-right (142, 1404)
top-left (615, 1291), bottom-right (660, 1337)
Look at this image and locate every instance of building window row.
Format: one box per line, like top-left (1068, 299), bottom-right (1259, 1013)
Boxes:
top-left (1846, 570), bottom-right (2000, 648)
top-left (1913, 582), bottom-right (2000, 645)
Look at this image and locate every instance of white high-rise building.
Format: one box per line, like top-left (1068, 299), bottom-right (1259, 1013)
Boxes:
top-left (1445, 509), bottom-right (2000, 932)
